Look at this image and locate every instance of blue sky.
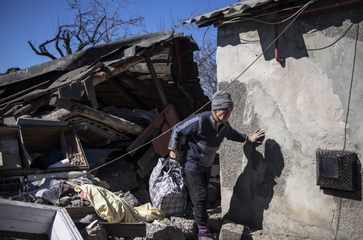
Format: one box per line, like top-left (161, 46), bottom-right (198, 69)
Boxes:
top-left (0, 0), bottom-right (234, 73)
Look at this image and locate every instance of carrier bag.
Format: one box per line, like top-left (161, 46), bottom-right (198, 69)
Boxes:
top-left (149, 157), bottom-right (186, 217)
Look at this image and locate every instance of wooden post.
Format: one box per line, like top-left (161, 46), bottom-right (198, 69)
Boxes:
top-left (83, 75), bottom-right (99, 109)
top-left (144, 51), bottom-right (168, 108)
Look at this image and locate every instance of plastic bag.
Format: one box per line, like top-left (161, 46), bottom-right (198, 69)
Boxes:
top-left (149, 157), bottom-right (186, 217)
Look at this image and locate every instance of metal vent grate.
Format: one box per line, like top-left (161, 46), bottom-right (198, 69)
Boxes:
top-left (0, 177), bottom-right (23, 193)
top-left (316, 149), bottom-right (357, 191)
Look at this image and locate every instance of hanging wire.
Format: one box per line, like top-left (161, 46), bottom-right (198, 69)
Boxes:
top-left (222, 1), bottom-right (313, 26)
top-left (334, 22), bottom-right (359, 240)
top-left (11, 0), bottom-right (314, 199)
top-left (195, 0), bottom-right (314, 69)
top-left (342, 23), bottom-right (358, 151)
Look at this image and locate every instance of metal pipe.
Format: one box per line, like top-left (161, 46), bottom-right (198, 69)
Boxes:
top-left (274, 0), bottom-right (360, 65)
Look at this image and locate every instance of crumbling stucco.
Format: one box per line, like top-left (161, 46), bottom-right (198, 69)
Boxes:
top-left (217, 7), bottom-right (363, 240)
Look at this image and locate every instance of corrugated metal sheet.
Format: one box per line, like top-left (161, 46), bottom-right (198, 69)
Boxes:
top-left (183, 0), bottom-right (272, 25)
top-left (0, 31), bottom-right (174, 88)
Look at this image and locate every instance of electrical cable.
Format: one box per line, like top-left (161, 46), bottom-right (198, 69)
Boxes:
top-left (197, 47), bottom-right (216, 68)
top-left (216, 0), bottom-right (312, 94)
top-left (334, 22), bottom-right (359, 240)
top-left (219, 1), bottom-right (314, 26)
top-left (11, 0), bottom-right (314, 199)
top-left (196, 1), bottom-right (313, 69)
top-left (342, 23), bottom-right (358, 151)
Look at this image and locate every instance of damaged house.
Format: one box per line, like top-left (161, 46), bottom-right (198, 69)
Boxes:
top-left (0, 31), bottom-right (213, 239)
top-left (0, 30), bottom-right (210, 176)
top-left (185, 0), bottom-right (363, 239)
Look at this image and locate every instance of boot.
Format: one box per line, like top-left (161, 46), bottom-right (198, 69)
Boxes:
top-left (198, 228), bottom-right (213, 240)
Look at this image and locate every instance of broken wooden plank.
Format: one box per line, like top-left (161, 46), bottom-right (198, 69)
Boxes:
top-left (64, 130), bottom-right (78, 156)
top-left (58, 85), bottom-right (72, 100)
top-left (144, 51), bottom-right (168, 108)
top-left (58, 82), bottom-right (82, 101)
top-left (13, 94), bottom-right (52, 118)
top-left (70, 81), bottom-right (82, 100)
top-left (136, 73), bottom-right (174, 81)
top-left (49, 97), bottom-right (143, 136)
top-left (91, 55), bottom-right (147, 87)
top-left (0, 80), bottom-right (50, 104)
top-left (152, 104), bottom-right (179, 158)
top-left (137, 153), bottom-right (159, 178)
top-left (74, 222), bottom-right (146, 238)
top-left (128, 63), bottom-right (172, 74)
top-left (65, 206), bottom-right (96, 215)
top-left (0, 103), bottom-right (17, 116)
top-left (41, 108), bottom-right (77, 121)
top-left (60, 129), bottom-right (70, 159)
top-left (126, 104), bottom-right (175, 156)
top-left (77, 62), bottom-right (104, 83)
top-left (170, 45), bottom-right (196, 107)
top-left (83, 75), bottom-right (99, 109)
top-left (137, 146), bottom-right (157, 169)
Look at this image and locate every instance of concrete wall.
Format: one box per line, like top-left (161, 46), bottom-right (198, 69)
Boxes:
top-left (217, 4), bottom-right (363, 240)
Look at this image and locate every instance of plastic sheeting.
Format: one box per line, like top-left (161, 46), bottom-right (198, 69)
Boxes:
top-left (75, 184), bottom-right (165, 223)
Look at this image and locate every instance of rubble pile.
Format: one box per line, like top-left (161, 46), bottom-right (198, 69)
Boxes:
top-left (0, 157), bottom-right (222, 239)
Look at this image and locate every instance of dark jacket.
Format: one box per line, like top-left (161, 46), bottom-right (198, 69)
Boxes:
top-left (168, 111), bottom-right (247, 172)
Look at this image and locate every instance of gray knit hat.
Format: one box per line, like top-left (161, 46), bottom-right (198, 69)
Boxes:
top-left (211, 91), bottom-right (233, 110)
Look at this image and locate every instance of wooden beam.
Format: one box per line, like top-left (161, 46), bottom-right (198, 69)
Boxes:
top-left (49, 97), bottom-right (143, 135)
top-left (59, 129), bottom-right (69, 159)
top-left (137, 153), bottom-right (159, 178)
top-left (65, 206), bottom-right (96, 215)
top-left (108, 78), bottom-right (146, 109)
top-left (0, 80), bottom-right (50, 104)
top-left (77, 62), bottom-right (104, 83)
top-left (0, 103), bottom-right (17, 116)
top-left (144, 51), bottom-right (168, 108)
top-left (170, 46), bottom-right (196, 107)
top-left (91, 55), bottom-right (146, 86)
top-left (58, 82), bottom-right (82, 101)
top-left (74, 222), bottom-right (146, 238)
top-left (137, 145), bottom-right (156, 169)
top-left (83, 75), bottom-right (99, 109)
top-left (13, 94), bottom-right (51, 118)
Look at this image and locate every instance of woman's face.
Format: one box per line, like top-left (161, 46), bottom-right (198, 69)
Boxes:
top-left (215, 108), bottom-right (232, 123)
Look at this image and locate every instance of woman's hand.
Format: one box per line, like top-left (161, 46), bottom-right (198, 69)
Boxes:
top-left (248, 129), bottom-right (265, 143)
top-left (169, 149), bottom-right (180, 160)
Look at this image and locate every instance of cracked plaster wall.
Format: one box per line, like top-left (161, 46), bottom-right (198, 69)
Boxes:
top-left (216, 6), bottom-right (363, 240)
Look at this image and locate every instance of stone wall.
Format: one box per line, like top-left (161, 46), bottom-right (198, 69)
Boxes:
top-left (217, 5), bottom-right (363, 240)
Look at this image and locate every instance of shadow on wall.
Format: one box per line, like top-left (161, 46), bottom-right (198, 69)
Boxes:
top-left (223, 139), bottom-right (284, 229)
top-left (217, 2), bottom-right (363, 63)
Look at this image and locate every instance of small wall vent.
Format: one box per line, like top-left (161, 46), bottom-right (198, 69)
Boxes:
top-left (316, 149), bottom-right (357, 191)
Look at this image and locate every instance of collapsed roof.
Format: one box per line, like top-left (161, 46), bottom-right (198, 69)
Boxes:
top-left (0, 31), bottom-right (210, 123)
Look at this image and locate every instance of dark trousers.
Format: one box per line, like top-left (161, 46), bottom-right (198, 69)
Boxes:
top-left (184, 169), bottom-right (211, 226)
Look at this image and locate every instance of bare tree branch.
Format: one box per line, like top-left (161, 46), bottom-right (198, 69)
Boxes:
top-left (28, 0), bottom-right (146, 60)
top-left (170, 8), bottom-right (218, 99)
